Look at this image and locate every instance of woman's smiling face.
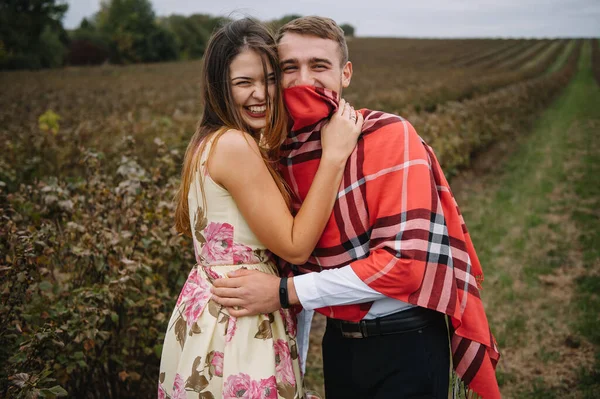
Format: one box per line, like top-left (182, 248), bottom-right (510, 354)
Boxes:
top-left (229, 48), bottom-right (276, 133)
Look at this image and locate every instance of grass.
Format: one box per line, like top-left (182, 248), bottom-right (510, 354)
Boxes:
top-left (452, 39), bottom-right (600, 398)
top-left (567, 41), bottom-right (600, 396)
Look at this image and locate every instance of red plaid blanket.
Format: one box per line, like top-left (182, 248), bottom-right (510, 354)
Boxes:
top-left (280, 85), bottom-right (500, 398)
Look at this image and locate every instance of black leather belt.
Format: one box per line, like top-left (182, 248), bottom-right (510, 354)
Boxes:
top-left (327, 306), bottom-right (443, 339)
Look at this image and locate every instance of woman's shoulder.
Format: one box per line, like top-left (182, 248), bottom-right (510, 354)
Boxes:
top-left (211, 129), bottom-right (262, 161)
top-left (208, 129), bottom-right (265, 184)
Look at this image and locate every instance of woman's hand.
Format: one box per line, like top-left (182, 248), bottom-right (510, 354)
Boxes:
top-left (320, 99), bottom-right (364, 165)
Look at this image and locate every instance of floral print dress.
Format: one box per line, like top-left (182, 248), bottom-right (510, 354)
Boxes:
top-left (158, 137), bottom-right (304, 399)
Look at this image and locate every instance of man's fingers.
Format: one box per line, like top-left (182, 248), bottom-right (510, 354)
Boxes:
top-left (341, 102), bottom-right (351, 117)
top-left (227, 268), bottom-right (258, 278)
top-left (355, 111), bottom-right (364, 129)
top-left (211, 295), bottom-right (245, 308)
top-left (227, 307), bottom-right (252, 318)
top-left (212, 277), bottom-right (241, 288)
top-left (211, 286), bottom-right (242, 298)
top-left (337, 99), bottom-right (346, 116)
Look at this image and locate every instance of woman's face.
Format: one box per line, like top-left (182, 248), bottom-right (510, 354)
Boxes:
top-left (229, 48), bottom-right (276, 133)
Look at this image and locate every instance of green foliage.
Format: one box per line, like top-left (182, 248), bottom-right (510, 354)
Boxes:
top-left (0, 0), bottom-right (69, 69)
top-left (38, 110), bottom-right (61, 135)
top-left (91, 0), bottom-right (178, 64)
top-left (158, 14), bottom-right (218, 60)
top-left (39, 26), bottom-right (67, 68)
top-left (268, 14), bottom-right (302, 32)
top-left (186, 14), bottom-right (231, 37)
top-left (340, 23), bottom-right (355, 37)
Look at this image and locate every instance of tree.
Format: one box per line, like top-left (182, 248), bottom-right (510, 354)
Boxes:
top-left (340, 23), bottom-right (355, 37)
top-left (159, 14), bottom-right (209, 60)
top-left (0, 0), bottom-right (70, 69)
top-left (67, 18), bottom-right (110, 65)
top-left (159, 14), bottom-right (231, 60)
top-left (95, 0), bottom-right (177, 63)
top-left (268, 14), bottom-right (302, 32)
top-left (187, 14), bottom-right (230, 37)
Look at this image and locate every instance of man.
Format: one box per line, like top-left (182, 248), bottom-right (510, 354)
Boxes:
top-left (212, 16), bottom-right (500, 399)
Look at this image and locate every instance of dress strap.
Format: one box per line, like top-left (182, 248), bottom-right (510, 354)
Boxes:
top-left (198, 127), bottom-right (228, 174)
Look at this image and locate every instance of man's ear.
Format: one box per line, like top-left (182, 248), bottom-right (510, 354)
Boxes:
top-left (341, 61), bottom-right (353, 88)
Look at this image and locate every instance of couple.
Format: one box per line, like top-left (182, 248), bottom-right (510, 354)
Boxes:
top-left (159, 16), bottom-right (500, 399)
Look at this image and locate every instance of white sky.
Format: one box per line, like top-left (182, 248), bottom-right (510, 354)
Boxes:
top-left (64, 0), bottom-right (600, 38)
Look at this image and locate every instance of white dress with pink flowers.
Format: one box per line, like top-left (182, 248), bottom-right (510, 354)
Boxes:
top-left (158, 136), bottom-right (304, 399)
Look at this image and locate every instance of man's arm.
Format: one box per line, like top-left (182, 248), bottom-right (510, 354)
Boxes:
top-left (210, 264), bottom-right (387, 317)
top-left (211, 118), bottom-right (432, 316)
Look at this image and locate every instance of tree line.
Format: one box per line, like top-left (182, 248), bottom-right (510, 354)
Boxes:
top-left (0, 0), bottom-right (356, 70)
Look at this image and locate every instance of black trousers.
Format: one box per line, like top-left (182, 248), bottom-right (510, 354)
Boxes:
top-left (322, 312), bottom-right (450, 399)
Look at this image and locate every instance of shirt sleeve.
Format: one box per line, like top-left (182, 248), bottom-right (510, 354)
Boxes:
top-left (293, 266), bottom-right (386, 310)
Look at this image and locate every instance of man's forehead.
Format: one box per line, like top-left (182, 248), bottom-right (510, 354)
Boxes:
top-left (277, 33), bottom-right (339, 59)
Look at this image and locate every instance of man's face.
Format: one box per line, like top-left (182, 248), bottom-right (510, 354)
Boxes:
top-left (278, 32), bottom-right (352, 96)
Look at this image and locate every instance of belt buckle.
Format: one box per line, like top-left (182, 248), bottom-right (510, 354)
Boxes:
top-left (359, 320), bottom-right (369, 338)
top-left (340, 320), bottom-right (368, 339)
top-left (342, 330), bottom-right (364, 338)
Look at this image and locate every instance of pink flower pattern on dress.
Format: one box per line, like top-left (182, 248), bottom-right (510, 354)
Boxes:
top-left (157, 383), bottom-right (166, 399)
top-left (250, 376), bottom-right (278, 399)
top-left (193, 239), bottom-right (202, 264)
top-left (232, 243), bottom-right (258, 264)
top-left (176, 268), bottom-right (212, 329)
top-left (225, 316), bottom-right (238, 343)
top-left (198, 222), bottom-right (260, 265)
top-left (171, 373), bottom-right (186, 399)
top-left (223, 373), bottom-right (277, 399)
top-left (279, 308), bottom-right (297, 337)
top-left (223, 373), bottom-right (251, 398)
top-left (203, 265), bottom-right (221, 281)
top-left (201, 222), bottom-right (234, 264)
top-left (274, 339), bottom-right (296, 386)
top-left (211, 351), bottom-right (224, 377)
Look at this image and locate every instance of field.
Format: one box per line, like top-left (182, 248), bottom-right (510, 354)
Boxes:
top-left (1, 37), bottom-right (598, 398)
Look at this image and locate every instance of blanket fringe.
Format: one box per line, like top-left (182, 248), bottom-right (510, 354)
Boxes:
top-left (450, 370), bottom-right (482, 399)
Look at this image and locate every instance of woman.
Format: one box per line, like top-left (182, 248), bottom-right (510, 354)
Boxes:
top-left (158, 18), bottom-right (363, 399)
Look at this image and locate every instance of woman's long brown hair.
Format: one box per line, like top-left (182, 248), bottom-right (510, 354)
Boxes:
top-left (174, 18), bottom-right (290, 237)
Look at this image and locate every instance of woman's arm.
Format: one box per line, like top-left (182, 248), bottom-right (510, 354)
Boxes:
top-left (209, 100), bottom-right (363, 264)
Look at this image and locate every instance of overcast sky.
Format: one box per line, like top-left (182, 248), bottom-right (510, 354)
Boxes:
top-left (64, 0), bottom-right (600, 38)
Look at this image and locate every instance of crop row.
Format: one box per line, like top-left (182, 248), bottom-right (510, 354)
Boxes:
top-left (495, 39), bottom-right (556, 71)
top-left (592, 39), bottom-right (600, 86)
top-left (348, 40), bottom-right (570, 114)
top-left (411, 40), bottom-right (583, 174)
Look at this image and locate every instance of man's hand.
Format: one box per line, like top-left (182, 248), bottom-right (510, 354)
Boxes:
top-left (211, 269), bottom-right (281, 317)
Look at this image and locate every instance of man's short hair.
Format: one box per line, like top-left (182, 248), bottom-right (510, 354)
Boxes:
top-left (277, 16), bottom-right (349, 66)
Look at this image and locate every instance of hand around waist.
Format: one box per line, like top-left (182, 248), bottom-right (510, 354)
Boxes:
top-left (211, 269), bottom-right (299, 317)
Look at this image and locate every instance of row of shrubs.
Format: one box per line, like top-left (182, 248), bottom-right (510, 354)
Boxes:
top-left (411, 40), bottom-right (583, 174)
top-left (354, 39), bottom-right (568, 114)
top-left (592, 39), bottom-right (600, 86)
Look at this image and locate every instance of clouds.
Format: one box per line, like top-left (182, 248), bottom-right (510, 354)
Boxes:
top-left (63, 0), bottom-right (600, 37)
